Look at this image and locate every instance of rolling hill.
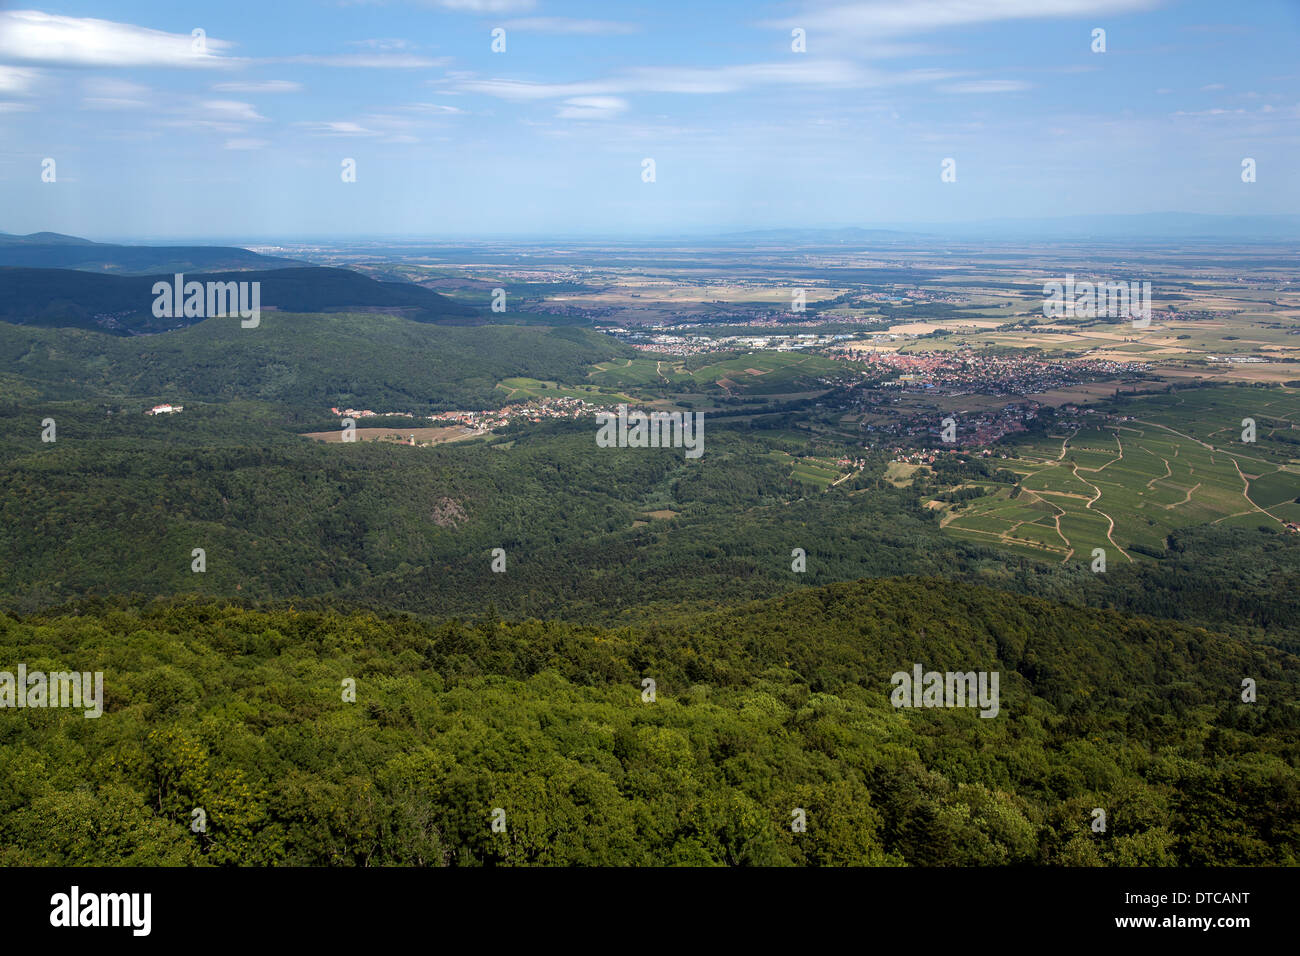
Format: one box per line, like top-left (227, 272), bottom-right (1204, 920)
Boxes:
top-left (0, 266), bottom-right (480, 332)
top-left (0, 232), bottom-right (304, 273)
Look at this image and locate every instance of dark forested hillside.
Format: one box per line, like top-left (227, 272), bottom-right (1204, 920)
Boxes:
top-left (0, 233), bottom-right (304, 273)
top-left (0, 267), bottom-right (477, 331)
top-left (1, 580), bottom-right (1294, 866)
top-left (0, 316), bottom-right (630, 410)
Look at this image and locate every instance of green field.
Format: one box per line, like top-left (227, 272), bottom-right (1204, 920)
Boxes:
top-left (588, 352), bottom-right (850, 395)
top-left (495, 377), bottom-right (633, 405)
top-left (937, 386), bottom-right (1300, 565)
top-left (775, 452), bottom-right (845, 489)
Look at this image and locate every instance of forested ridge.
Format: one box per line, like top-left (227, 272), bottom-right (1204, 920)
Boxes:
top-left (2, 579), bottom-right (1296, 866)
top-left (0, 267), bottom-right (477, 331)
top-left (3, 402), bottom-right (1298, 655)
top-left (0, 315), bottom-right (628, 411)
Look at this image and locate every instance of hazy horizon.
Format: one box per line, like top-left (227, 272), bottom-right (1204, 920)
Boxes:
top-left (9, 210), bottom-right (1300, 246)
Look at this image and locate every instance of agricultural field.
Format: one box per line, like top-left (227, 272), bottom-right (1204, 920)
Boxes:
top-left (495, 376), bottom-right (633, 405)
top-left (933, 385), bottom-right (1300, 565)
top-left (588, 351), bottom-right (851, 396)
top-left (769, 451), bottom-right (847, 489)
top-left (302, 425), bottom-right (480, 445)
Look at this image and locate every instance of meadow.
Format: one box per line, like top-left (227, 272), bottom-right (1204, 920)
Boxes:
top-left (587, 352), bottom-right (849, 397)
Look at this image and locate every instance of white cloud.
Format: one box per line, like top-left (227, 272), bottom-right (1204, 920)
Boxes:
top-left (502, 18), bottom-right (639, 35)
top-left (201, 100), bottom-right (268, 122)
top-left (399, 102), bottom-right (466, 114)
top-left (298, 108), bottom-right (461, 143)
top-left (270, 53), bottom-right (448, 68)
top-left (0, 10), bottom-right (234, 67)
top-left (303, 121), bottom-right (374, 136)
top-left (348, 38), bottom-right (413, 51)
top-left (81, 77), bottom-right (153, 110)
top-left (456, 59), bottom-right (943, 101)
top-left (940, 79), bottom-right (1030, 94)
top-left (423, 0), bottom-right (536, 11)
top-left (768, 0), bottom-right (1161, 37)
top-left (0, 66), bottom-right (40, 96)
top-left (213, 80), bottom-right (303, 93)
top-left (556, 96), bottom-right (628, 119)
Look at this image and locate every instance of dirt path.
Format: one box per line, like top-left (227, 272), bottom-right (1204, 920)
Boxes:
top-left (1055, 428), bottom-right (1079, 461)
top-left (1231, 457), bottom-right (1283, 524)
top-left (1133, 419), bottom-right (1270, 468)
top-left (1163, 482), bottom-right (1201, 509)
top-left (1132, 417), bottom-right (1284, 526)
top-left (1140, 446), bottom-right (1172, 488)
top-left (1019, 487), bottom-right (1071, 559)
top-left (1071, 461), bottom-right (1133, 563)
top-left (829, 467), bottom-right (861, 488)
top-left (1082, 431), bottom-right (1124, 473)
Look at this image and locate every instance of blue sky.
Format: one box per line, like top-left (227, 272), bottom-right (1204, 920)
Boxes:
top-left (1, 0), bottom-right (1298, 239)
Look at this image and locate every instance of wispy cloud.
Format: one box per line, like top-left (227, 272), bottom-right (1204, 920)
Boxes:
top-left (502, 18), bottom-right (640, 35)
top-left (213, 80), bottom-right (303, 93)
top-left (298, 110), bottom-right (449, 142)
top-left (0, 10), bottom-right (234, 67)
top-left (422, 0), bottom-right (536, 11)
top-left (269, 53), bottom-right (448, 68)
top-left (768, 0), bottom-right (1162, 37)
top-left (556, 96), bottom-right (628, 119)
top-left (81, 77), bottom-right (153, 110)
top-left (348, 38), bottom-right (414, 51)
top-left (456, 60), bottom-right (950, 101)
top-left (0, 66), bottom-right (40, 96)
top-left (399, 102), bottom-right (466, 114)
top-left (940, 79), bottom-right (1030, 94)
top-left (202, 100), bottom-right (268, 122)
top-left (302, 120), bottom-right (373, 136)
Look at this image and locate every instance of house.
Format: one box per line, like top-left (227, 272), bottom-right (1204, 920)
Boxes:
top-left (146, 404), bottom-right (183, 415)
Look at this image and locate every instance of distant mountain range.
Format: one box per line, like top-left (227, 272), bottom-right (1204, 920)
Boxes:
top-left (720, 227), bottom-right (933, 242)
top-left (0, 266), bottom-right (479, 333)
top-left (0, 231), bottom-right (304, 273)
top-left (718, 214), bottom-right (1300, 243)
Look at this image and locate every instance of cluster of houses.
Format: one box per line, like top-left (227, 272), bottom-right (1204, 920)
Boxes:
top-left (427, 395), bottom-right (603, 429)
top-left (617, 329), bottom-right (854, 356)
top-left (145, 403), bottom-right (183, 415)
top-left (327, 397), bottom-right (607, 433)
top-left (862, 401), bottom-right (1040, 448)
top-left (833, 350), bottom-right (1145, 397)
top-left (329, 407), bottom-right (414, 419)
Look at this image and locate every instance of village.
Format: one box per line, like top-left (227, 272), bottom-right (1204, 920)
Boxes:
top-left (608, 327), bottom-right (855, 356)
top-left (831, 349), bottom-right (1149, 397)
top-left (326, 395), bottom-right (621, 445)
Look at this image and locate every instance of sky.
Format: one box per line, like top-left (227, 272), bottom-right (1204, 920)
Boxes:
top-left (1, 0), bottom-right (1298, 239)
